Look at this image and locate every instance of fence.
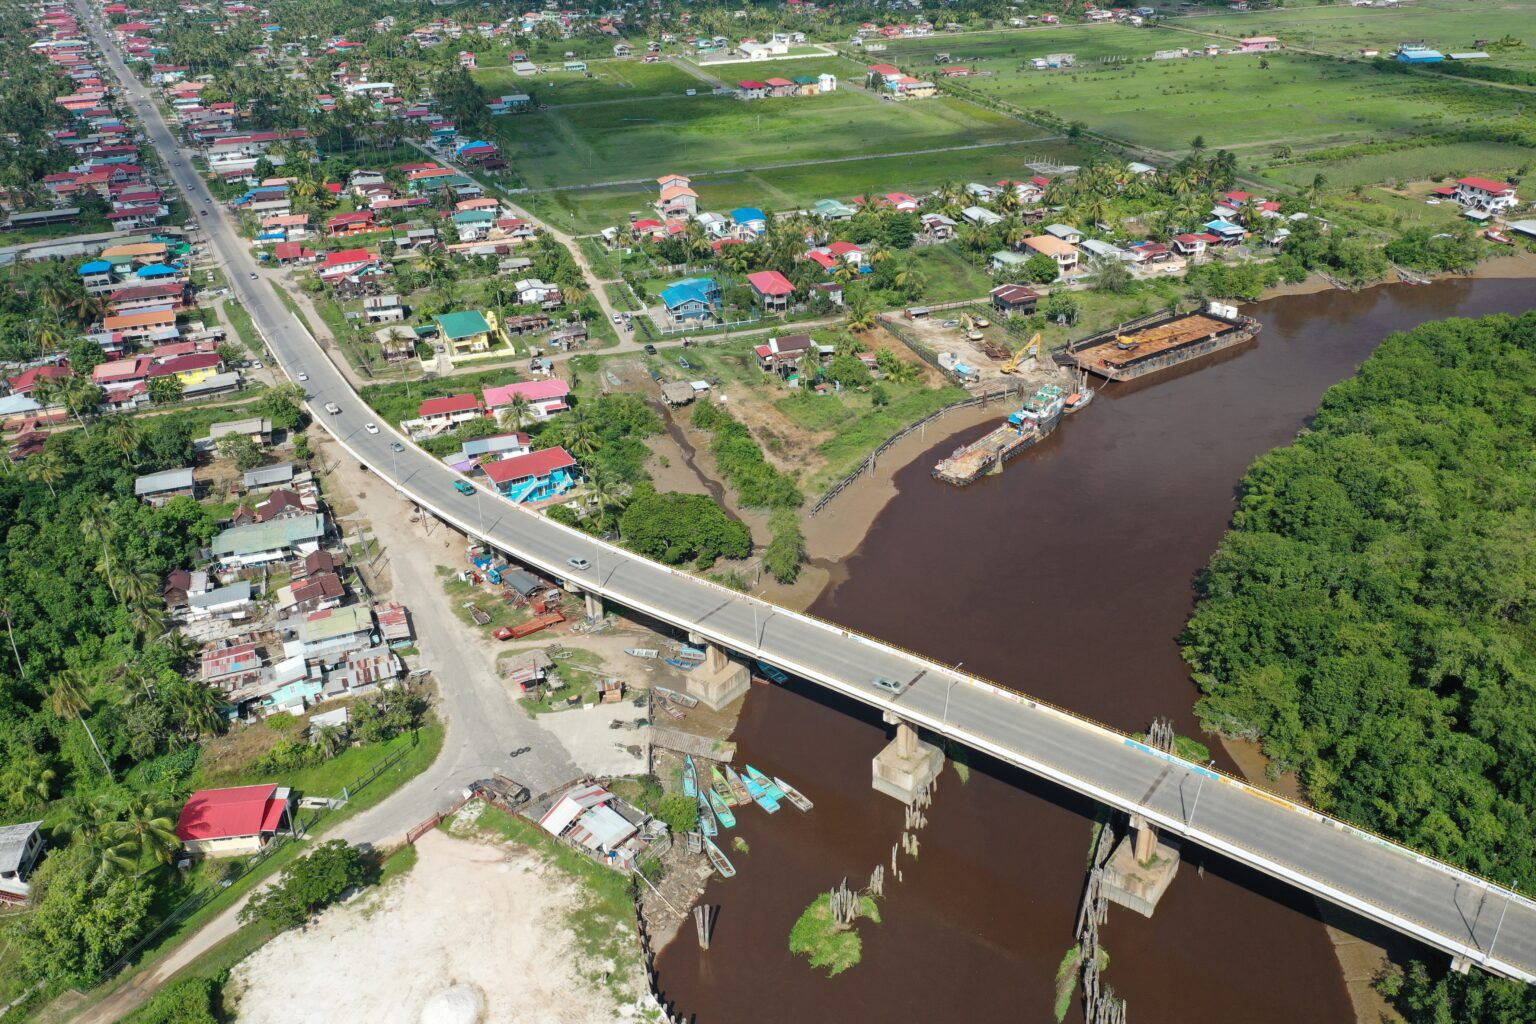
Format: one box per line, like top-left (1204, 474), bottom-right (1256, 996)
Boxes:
top-left (876, 314), bottom-right (960, 383)
top-left (808, 383), bottom-right (1022, 517)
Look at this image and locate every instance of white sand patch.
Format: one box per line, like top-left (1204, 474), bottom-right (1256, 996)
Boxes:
top-left (228, 830), bottom-right (631, 1024)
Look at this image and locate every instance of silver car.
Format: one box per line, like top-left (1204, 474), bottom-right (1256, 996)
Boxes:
top-left (873, 676), bottom-right (905, 697)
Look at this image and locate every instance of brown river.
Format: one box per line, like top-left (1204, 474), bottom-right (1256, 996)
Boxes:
top-left (656, 277), bottom-right (1536, 1023)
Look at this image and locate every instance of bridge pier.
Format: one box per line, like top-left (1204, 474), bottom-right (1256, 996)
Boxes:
top-left (872, 713), bottom-right (944, 803)
top-left (1099, 814), bottom-right (1181, 918)
top-left (683, 637), bottom-right (751, 711)
top-left (582, 590), bottom-right (603, 619)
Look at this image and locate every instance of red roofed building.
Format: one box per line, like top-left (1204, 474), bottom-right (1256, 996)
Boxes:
top-left (1454, 177), bottom-right (1520, 211)
top-left (274, 241), bottom-right (319, 265)
top-left (7, 364), bottom-right (72, 396)
top-left (318, 248), bottom-right (377, 279)
top-left (417, 393), bottom-right (485, 428)
top-left (483, 378), bottom-right (571, 420)
top-left (175, 784), bottom-right (293, 856)
top-left (480, 446), bottom-right (581, 502)
top-left (747, 270), bottom-right (796, 311)
top-left (327, 210), bottom-right (376, 235)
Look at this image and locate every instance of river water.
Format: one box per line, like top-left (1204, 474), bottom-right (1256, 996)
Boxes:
top-left (656, 278), bottom-right (1536, 1023)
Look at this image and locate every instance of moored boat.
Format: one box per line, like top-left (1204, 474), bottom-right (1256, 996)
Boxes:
top-left (682, 755), bottom-right (698, 799)
top-left (664, 657), bottom-right (698, 671)
top-left (655, 685), bottom-right (698, 708)
top-left (710, 766), bottom-right (736, 806)
top-left (755, 660), bottom-right (789, 684)
top-left (707, 787), bottom-right (736, 828)
top-left (740, 767), bottom-right (781, 813)
top-left (774, 775), bottom-right (814, 812)
top-left (674, 646), bottom-right (706, 662)
top-left (697, 792), bottom-right (718, 837)
top-left (703, 835), bottom-right (736, 878)
top-left (746, 765), bottom-right (786, 804)
top-left (723, 765), bottom-right (753, 807)
top-left (625, 647), bottom-right (659, 659)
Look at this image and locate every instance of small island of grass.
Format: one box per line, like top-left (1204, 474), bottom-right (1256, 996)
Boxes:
top-left (788, 890), bottom-right (882, 977)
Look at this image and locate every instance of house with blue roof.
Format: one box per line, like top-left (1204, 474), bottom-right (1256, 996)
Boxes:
top-left (136, 263), bottom-right (183, 280)
top-left (1396, 45), bottom-right (1444, 63)
top-left (1204, 219), bottom-right (1246, 245)
top-left (660, 278), bottom-right (721, 325)
top-left (730, 207), bottom-right (768, 237)
top-left (79, 260), bottom-right (115, 290)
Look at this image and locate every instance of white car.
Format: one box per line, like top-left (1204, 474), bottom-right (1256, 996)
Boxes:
top-left (365, 423), bottom-right (380, 434)
top-left (297, 373), bottom-right (309, 382)
top-left (611, 314), bottom-right (623, 323)
top-left (1425, 198), bottom-right (1441, 205)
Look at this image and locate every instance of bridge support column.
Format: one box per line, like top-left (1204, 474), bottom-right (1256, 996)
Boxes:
top-left (683, 638), bottom-right (750, 711)
top-left (583, 590), bottom-right (603, 619)
top-left (1100, 814), bottom-right (1181, 918)
top-left (872, 713), bottom-right (943, 803)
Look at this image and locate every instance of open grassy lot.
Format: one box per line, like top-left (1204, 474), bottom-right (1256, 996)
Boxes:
top-left (492, 89), bottom-right (1040, 190)
top-left (878, 23), bottom-right (1202, 64)
top-left (692, 54), bottom-right (871, 82)
top-left (1186, 0), bottom-right (1536, 71)
top-left (1263, 140), bottom-right (1535, 190)
top-left (953, 50), bottom-right (1519, 152)
top-left (523, 138), bottom-right (1090, 233)
top-left (475, 59), bottom-right (700, 106)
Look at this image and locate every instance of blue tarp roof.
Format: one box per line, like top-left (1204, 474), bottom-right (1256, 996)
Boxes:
top-left (730, 207), bottom-right (766, 224)
top-left (661, 277), bottom-right (719, 309)
top-left (79, 260), bottom-right (112, 274)
top-left (136, 263), bottom-right (179, 278)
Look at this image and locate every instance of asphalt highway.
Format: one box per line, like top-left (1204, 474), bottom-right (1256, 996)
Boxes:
top-left (81, 5), bottom-right (1536, 985)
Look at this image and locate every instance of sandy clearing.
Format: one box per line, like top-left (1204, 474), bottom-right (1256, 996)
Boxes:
top-left (227, 829), bottom-right (643, 1024)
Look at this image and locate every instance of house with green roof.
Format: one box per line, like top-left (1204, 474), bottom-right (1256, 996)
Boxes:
top-left (212, 513), bottom-right (325, 567)
top-left (434, 309), bottom-right (511, 366)
top-left (813, 198), bottom-right (857, 220)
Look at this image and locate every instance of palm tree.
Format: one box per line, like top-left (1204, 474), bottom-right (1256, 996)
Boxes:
top-left (80, 499), bottom-right (119, 601)
top-left (500, 393), bottom-right (533, 431)
top-left (105, 416), bottom-right (140, 466)
top-left (47, 669), bottom-right (112, 777)
top-left (566, 411), bottom-right (602, 462)
top-left (0, 750), bottom-right (55, 810)
top-left (26, 451), bottom-right (64, 498)
top-left (102, 798), bottom-right (180, 873)
top-left (164, 679), bottom-right (228, 741)
top-left (0, 601), bottom-right (23, 677)
top-left (846, 296), bottom-right (877, 333)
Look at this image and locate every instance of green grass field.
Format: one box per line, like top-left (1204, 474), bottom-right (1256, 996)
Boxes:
top-left (691, 55), bottom-right (871, 82)
top-left (878, 24), bottom-right (1202, 64)
top-left (476, 59), bottom-right (700, 106)
top-left (1263, 140), bottom-right (1535, 190)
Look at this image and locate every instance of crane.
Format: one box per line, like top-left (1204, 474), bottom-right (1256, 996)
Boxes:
top-left (1000, 332), bottom-right (1041, 374)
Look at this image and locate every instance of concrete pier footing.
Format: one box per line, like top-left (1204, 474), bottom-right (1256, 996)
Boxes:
top-left (1101, 815), bottom-right (1181, 917)
top-left (684, 642), bottom-right (750, 710)
top-left (583, 591), bottom-right (602, 618)
top-left (872, 717), bottom-right (944, 803)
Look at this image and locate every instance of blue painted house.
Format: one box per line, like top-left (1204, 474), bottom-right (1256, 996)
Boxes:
top-left (660, 277), bottom-right (720, 323)
top-left (1396, 45), bottom-right (1444, 63)
top-left (729, 207), bottom-right (768, 236)
top-left (481, 447), bottom-right (581, 503)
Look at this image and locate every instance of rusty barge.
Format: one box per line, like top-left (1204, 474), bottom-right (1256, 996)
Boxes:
top-left (932, 383), bottom-right (1073, 487)
top-left (1058, 301), bottom-right (1261, 383)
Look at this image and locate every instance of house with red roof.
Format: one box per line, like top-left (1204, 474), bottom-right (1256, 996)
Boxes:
top-left (416, 393), bottom-right (485, 430)
top-left (764, 77), bottom-right (797, 97)
top-left (747, 270), bottom-right (796, 311)
top-left (737, 80), bottom-right (768, 100)
top-left (7, 364), bottom-right (72, 396)
top-left (327, 209), bottom-right (376, 235)
top-left (176, 784), bottom-right (294, 856)
top-left (1172, 233), bottom-right (1214, 258)
top-left (274, 241), bottom-right (319, 265)
top-left (479, 446), bottom-right (581, 503)
top-left (318, 248), bottom-right (378, 279)
top-left (1454, 176), bottom-right (1520, 212)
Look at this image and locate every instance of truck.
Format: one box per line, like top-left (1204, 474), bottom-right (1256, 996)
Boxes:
top-left (509, 610), bottom-right (565, 639)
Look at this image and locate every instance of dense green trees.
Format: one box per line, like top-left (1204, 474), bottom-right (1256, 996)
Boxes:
top-left (619, 488), bottom-right (751, 568)
top-left (18, 844), bottom-right (156, 986)
top-left (240, 840), bottom-right (374, 930)
top-left (691, 401), bottom-right (803, 509)
top-left (1182, 311), bottom-right (1536, 1022)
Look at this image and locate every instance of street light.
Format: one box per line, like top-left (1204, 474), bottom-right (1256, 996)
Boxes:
top-left (1187, 759), bottom-right (1217, 826)
top-left (943, 661), bottom-right (964, 725)
top-left (1488, 879), bottom-right (1517, 963)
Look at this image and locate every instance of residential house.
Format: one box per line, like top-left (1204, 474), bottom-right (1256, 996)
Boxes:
top-left (659, 277), bottom-right (719, 324)
top-left (0, 822), bottom-right (45, 903)
top-left (255, 488), bottom-right (314, 523)
top-left (483, 379), bottom-right (571, 422)
top-left (175, 785), bottom-right (294, 857)
top-left (457, 432), bottom-right (532, 464)
top-left (537, 783), bottom-right (642, 871)
top-left (989, 249), bottom-right (1032, 274)
top-left (764, 77), bottom-right (797, 97)
top-left (1239, 35), bottom-right (1281, 51)
top-left (656, 180), bottom-right (699, 219)
top-left (103, 308), bottom-right (176, 342)
top-left (210, 418), bottom-right (273, 444)
top-left (991, 284), bottom-right (1040, 316)
top-left (1204, 219), bottom-right (1246, 245)
top-left (296, 604), bottom-right (375, 666)
top-left (327, 210), bottom-right (376, 236)
top-left (729, 207), bottom-right (768, 237)
top-left (200, 643), bottom-right (265, 692)
top-left (755, 333), bottom-right (816, 374)
top-left (363, 293), bottom-right (405, 323)
top-left (318, 248), bottom-right (378, 280)
top-left (1172, 233), bottom-right (1211, 258)
top-left (818, 73), bottom-right (838, 92)
top-left (737, 80), bottom-right (768, 100)
top-left (243, 463), bottom-right (296, 490)
top-left (134, 466), bottom-right (196, 505)
top-left (480, 447), bottom-right (581, 502)
top-left (922, 212), bottom-right (958, 241)
top-left (1021, 234), bottom-right (1079, 271)
top-left (1079, 238), bottom-right (1127, 264)
top-left (513, 279), bottom-right (562, 308)
top-left (212, 513), bottom-right (325, 567)
top-left (813, 198), bottom-right (857, 220)
top-left (747, 270), bottom-right (795, 311)
top-left (377, 603), bottom-right (413, 645)
top-left (417, 393), bottom-right (486, 431)
top-left (187, 581), bottom-right (254, 622)
top-left (147, 353), bottom-right (223, 387)
top-left (435, 309), bottom-right (508, 359)
top-left (284, 572), bottom-right (345, 614)
top-left (962, 206), bottom-right (1003, 227)
top-left (1454, 176), bottom-right (1520, 212)
top-left (1043, 223), bottom-right (1083, 245)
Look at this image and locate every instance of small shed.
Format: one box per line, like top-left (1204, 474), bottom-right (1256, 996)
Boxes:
top-left (660, 380), bottom-right (696, 407)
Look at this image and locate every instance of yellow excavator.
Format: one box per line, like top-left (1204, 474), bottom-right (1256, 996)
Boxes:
top-left (1000, 332), bottom-right (1041, 374)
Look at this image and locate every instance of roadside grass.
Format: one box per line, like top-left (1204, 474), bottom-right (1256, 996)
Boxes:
top-left (466, 804), bottom-right (642, 992)
top-left (579, 236), bottom-right (621, 278)
top-left (360, 367), bottom-right (523, 425)
top-left (519, 139), bottom-right (1089, 234)
top-left (603, 282), bottom-right (639, 311)
top-left (270, 282), bottom-right (318, 337)
top-left (223, 299), bottom-right (263, 355)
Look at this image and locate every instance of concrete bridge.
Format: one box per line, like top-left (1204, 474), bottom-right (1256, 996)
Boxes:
top-left (84, 3), bottom-right (1536, 988)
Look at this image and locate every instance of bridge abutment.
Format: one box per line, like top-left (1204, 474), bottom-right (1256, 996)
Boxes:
top-left (582, 590), bottom-right (603, 619)
top-left (1100, 814), bottom-right (1181, 917)
top-left (872, 715), bottom-right (944, 803)
top-left (684, 639), bottom-right (750, 711)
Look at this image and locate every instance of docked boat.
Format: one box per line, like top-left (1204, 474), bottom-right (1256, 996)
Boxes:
top-left (746, 765), bottom-right (786, 804)
top-left (674, 646), bottom-right (706, 663)
top-left (682, 755), bottom-right (698, 799)
top-left (703, 835), bottom-right (736, 878)
top-left (707, 787), bottom-right (737, 828)
top-left (697, 792), bottom-right (719, 837)
top-left (664, 657), bottom-right (698, 671)
top-left (932, 381), bottom-right (1066, 488)
top-left (774, 775), bottom-right (814, 812)
top-left (655, 685), bottom-right (698, 708)
top-left (710, 766), bottom-right (737, 807)
top-left (1059, 300), bottom-right (1261, 383)
top-left (740, 767), bottom-right (781, 813)
top-left (723, 765), bottom-right (753, 806)
top-left (625, 647), bottom-right (659, 659)
top-left (754, 660), bottom-right (789, 684)
top-left (1063, 382), bottom-right (1095, 414)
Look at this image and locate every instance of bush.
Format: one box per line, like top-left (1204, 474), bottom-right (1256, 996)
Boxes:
top-left (619, 488), bottom-right (751, 567)
top-left (765, 509), bottom-right (806, 585)
top-left (654, 793), bottom-right (698, 833)
top-left (119, 978), bottom-right (221, 1024)
top-left (690, 402), bottom-right (802, 509)
top-left (240, 840), bottom-right (374, 930)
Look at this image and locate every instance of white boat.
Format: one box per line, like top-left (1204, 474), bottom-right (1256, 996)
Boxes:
top-left (625, 647), bottom-right (660, 659)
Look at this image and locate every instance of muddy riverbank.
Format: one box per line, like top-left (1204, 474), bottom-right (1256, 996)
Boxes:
top-left (655, 276), bottom-right (1536, 1024)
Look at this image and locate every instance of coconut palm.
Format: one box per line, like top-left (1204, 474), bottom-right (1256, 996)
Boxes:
top-left (102, 798), bottom-right (180, 873)
top-left (566, 412), bottom-right (602, 462)
top-left (80, 499), bottom-right (119, 600)
top-left (25, 451), bottom-right (64, 498)
top-left (846, 296), bottom-right (877, 333)
top-left (48, 669), bottom-right (112, 777)
top-left (499, 394), bottom-right (533, 431)
top-left (104, 416), bottom-right (141, 466)
top-left (163, 678), bottom-right (229, 741)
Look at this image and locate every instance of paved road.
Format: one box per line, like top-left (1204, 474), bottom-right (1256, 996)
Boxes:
top-left (82, 0), bottom-right (1536, 992)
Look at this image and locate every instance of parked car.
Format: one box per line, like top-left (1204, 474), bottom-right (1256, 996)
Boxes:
top-left (643, 344), bottom-right (658, 356)
top-left (611, 314), bottom-right (623, 323)
top-left (364, 422), bottom-right (379, 434)
top-left (297, 372), bottom-right (308, 382)
top-left (454, 481), bottom-right (476, 495)
top-left (567, 556), bottom-right (591, 571)
top-left (873, 676), bottom-right (906, 697)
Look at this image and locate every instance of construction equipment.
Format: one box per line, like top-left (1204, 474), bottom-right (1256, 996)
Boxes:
top-left (1000, 333), bottom-right (1041, 374)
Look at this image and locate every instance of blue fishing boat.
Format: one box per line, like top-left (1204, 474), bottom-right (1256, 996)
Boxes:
top-left (746, 765), bottom-right (786, 804)
top-left (697, 792), bottom-right (718, 837)
top-left (707, 787), bottom-right (736, 828)
top-left (754, 660), bottom-right (789, 684)
top-left (664, 657), bottom-right (699, 671)
top-left (703, 834), bottom-right (736, 878)
top-left (682, 755), bottom-right (698, 799)
top-left (739, 767), bottom-right (781, 813)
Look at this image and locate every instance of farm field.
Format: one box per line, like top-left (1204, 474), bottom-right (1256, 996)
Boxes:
top-left (493, 88), bottom-right (1049, 191)
top-left (475, 59), bottom-right (700, 106)
top-left (687, 54), bottom-right (872, 82)
top-left (877, 23), bottom-right (1203, 64)
top-left (949, 51), bottom-right (1521, 152)
top-left (521, 138), bottom-right (1092, 234)
top-left (1261, 140), bottom-right (1536, 190)
top-left (1185, 0), bottom-right (1536, 71)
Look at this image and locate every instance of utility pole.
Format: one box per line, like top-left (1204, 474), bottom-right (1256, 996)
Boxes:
top-left (1487, 880), bottom-right (1517, 964)
top-left (1187, 760), bottom-right (1216, 826)
top-left (943, 662), bottom-right (964, 725)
